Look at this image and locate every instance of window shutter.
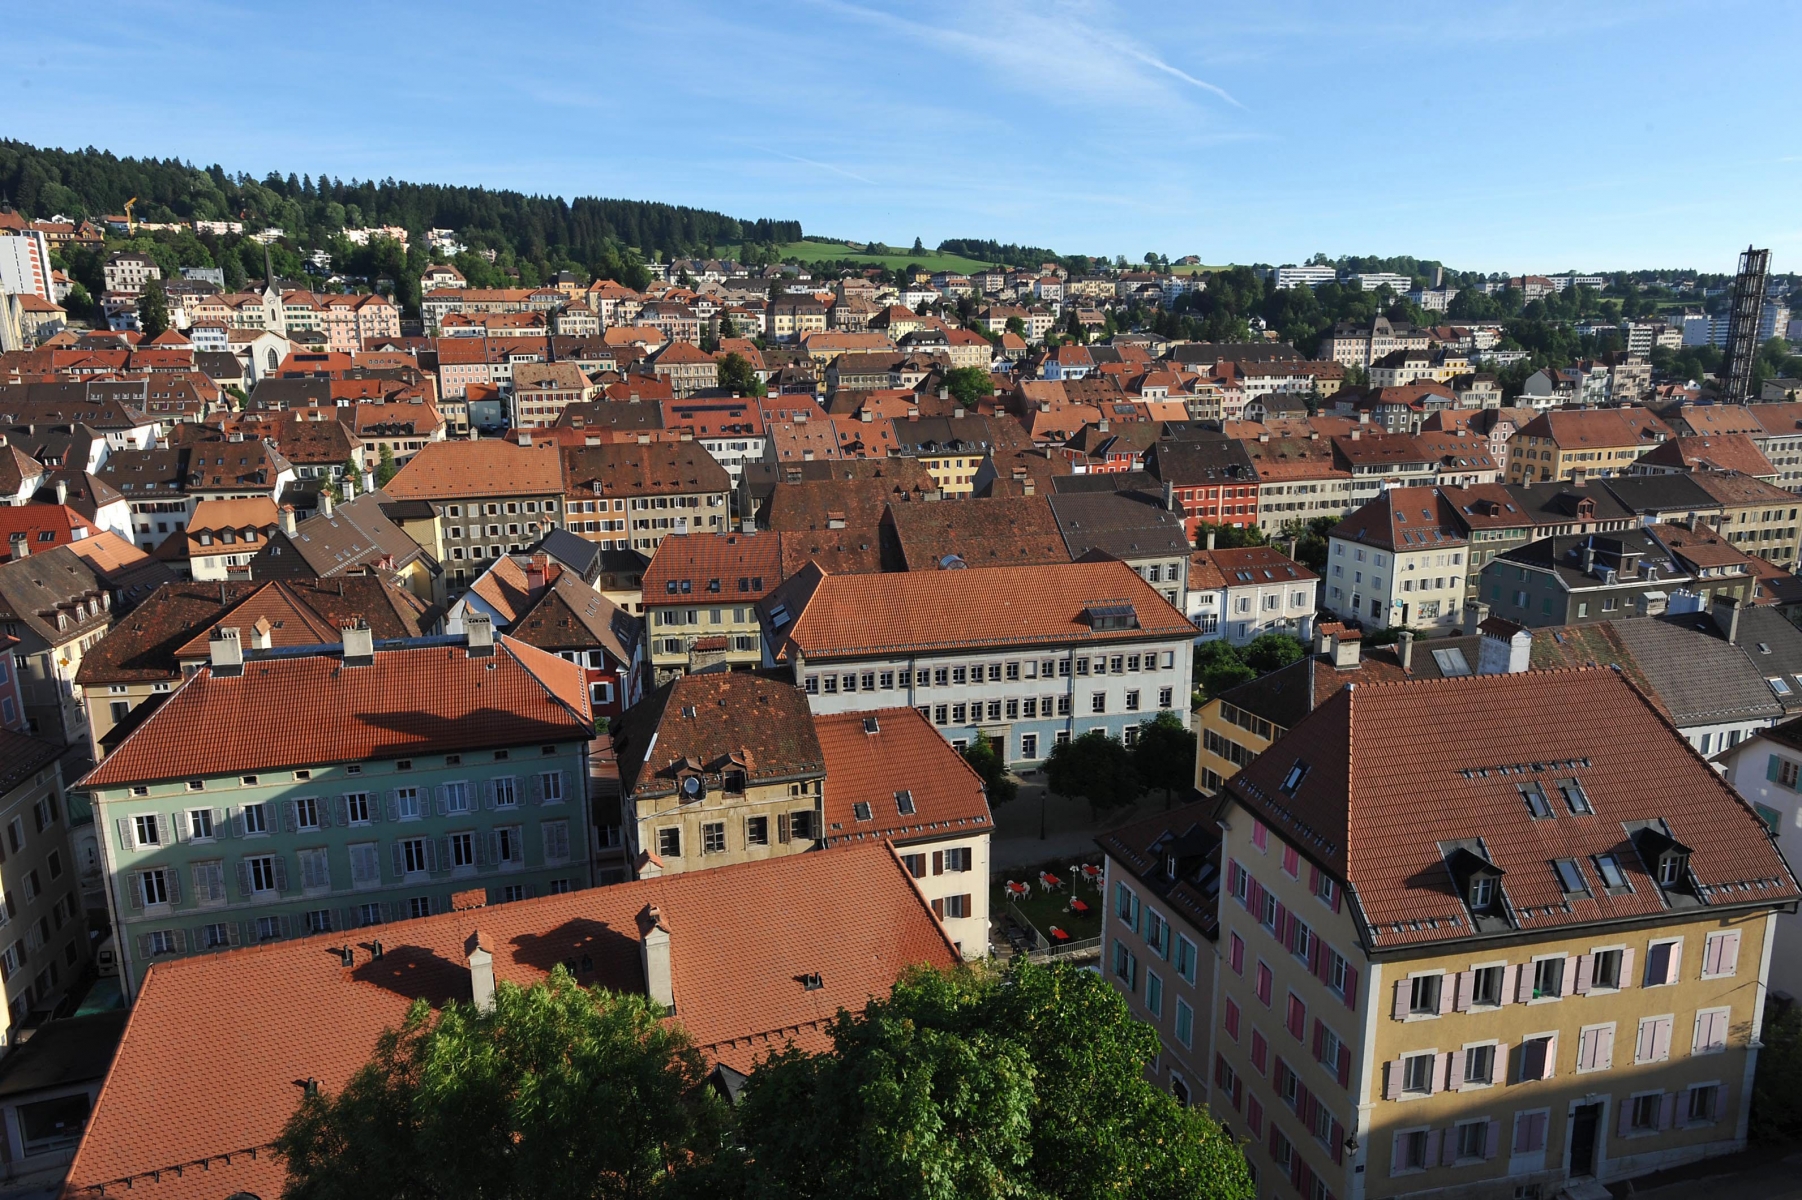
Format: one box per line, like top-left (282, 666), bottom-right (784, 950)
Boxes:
top-left (1382, 1060), bottom-right (1402, 1100)
top-left (391, 842), bottom-right (405, 879)
top-left (1559, 953), bottom-right (1577, 997)
top-left (1441, 1125), bottom-right (1459, 1166)
top-left (931, 897), bottom-right (944, 918)
top-left (474, 834), bottom-right (488, 867)
top-left (1769, 753), bottom-right (1783, 782)
top-left (230, 806), bottom-right (245, 837)
top-left (1337, 1043), bottom-right (1351, 1087)
top-left (1449, 1047), bottom-right (1466, 1091)
top-left (136, 933), bottom-right (153, 959)
top-left (272, 855), bottom-right (289, 890)
top-left (959, 893), bottom-right (971, 916)
top-left (115, 817), bottom-right (134, 851)
top-left (1652, 1017), bottom-right (1672, 1060)
top-left (226, 922), bottom-right (241, 946)
top-left (1308, 937), bottom-right (1324, 980)
top-left (1716, 931), bottom-right (1741, 977)
top-left (1575, 954), bottom-right (1593, 994)
top-left (1659, 1092), bottom-right (1677, 1131)
top-left (932, 850), bottom-right (944, 875)
top-left (1619, 947), bottom-right (1635, 988)
top-left (1312, 1019), bottom-right (1324, 1061)
top-left (777, 812), bottom-right (791, 843)
top-left (1617, 1099), bottom-right (1633, 1138)
top-left (166, 870), bottom-right (181, 904)
top-left (1392, 980), bottom-right (1410, 1021)
top-left (435, 837), bottom-right (450, 872)
top-left (1422, 1129), bottom-right (1440, 1167)
top-left (235, 860), bottom-right (251, 897)
top-left (434, 786), bottom-right (448, 817)
top-left (1541, 1034), bottom-right (1556, 1078)
top-left (1484, 1119), bottom-right (1500, 1160)
top-left (531, 773), bottom-right (544, 804)
top-left (1437, 976), bottom-right (1454, 1015)
top-left (157, 813), bottom-right (174, 845)
top-left (1664, 943), bottom-right (1681, 985)
top-left (281, 801), bottom-right (296, 834)
top-left (1390, 1132), bottom-right (1405, 1170)
top-left (316, 799), bottom-right (332, 829)
top-left (1514, 965), bottom-right (1533, 1004)
top-left (385, 790), bottom-right (400, 821)
top-left (1342, 963), bottom-right (1358, 1011)
top-left (1454, 970), bottom-right (1474, 1011)
top-left (337, 795), bottom-right (350, 826)
top-left (483, 780), bottom-right (495, 810)
top-left (1330, 1119), bottom-right (1344, 1165)
top-left (126, 873), bottom-right (143, 909)
top-left (213, 807), bottom-right (228, 836)
top-left (173, 813), bottom-right (189, 844)
top-left (172, 929), bottom-right (188, 953)
top-left (1274, 901), bottom-right (1289, 947)
top-left (488, 831), bottom-right (501, 864)
top-left (553, 771), bottom-right (567, 803)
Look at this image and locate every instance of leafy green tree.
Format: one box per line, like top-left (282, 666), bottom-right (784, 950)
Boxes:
top-left (1194, 520), bottom-right (1266, 550)
top-left (1064, 308), bottom-right (1086, 343)
top-left (734, 961), bottom-right (1252, 1200)
top-left (717, 312), bottom-right (737, 340)
top-left (1240, 633), bottom-right (1305, 674)
top-left (1194, 641), bottom-right (1256, 699)
top-left (1044, 729), bottom-right (1140, 818)
top-left (1131, 712), bottom-right (1197, 805)
top-left (961, 731), bottom-right (1018, 805)
top-left (717, 352), bottom-right (766, 397)
top-left (375, 444), bottom-right (398, 487)
top-left (1005, 315), bottom-right (1026, 338)
top-left (135, 279), bottom-right (169, 339)
top-left (1282, 516), bottom-right (1336, 572)
top-left (62, 282), bottom-right (95, 323)
top-left (277, 969), bottom-right (730, 1200)
top-left (1753, 1004), bottom-right (1802, 1141)
top-left (942, 366), bottom-right (993, 408)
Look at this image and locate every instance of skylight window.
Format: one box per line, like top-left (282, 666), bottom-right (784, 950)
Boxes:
top-left (852, 801), bottom-right (872, 822)
top-left (1558, 778), bottom-right (1593, 815)
top-left (895, 790), bottom-right (916, 816)
top-left (1594, 853), bottom-right (1629, 890)
top-left (1280, 760), bottom-right (1309, 796)
top-left (1553, 858), bottom-right (1588, 894)
top-left (1520, 782), bottom-right (1552, 819)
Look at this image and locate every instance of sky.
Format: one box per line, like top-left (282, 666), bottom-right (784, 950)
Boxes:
top-left (8, 0), bottom-right (1801, 273)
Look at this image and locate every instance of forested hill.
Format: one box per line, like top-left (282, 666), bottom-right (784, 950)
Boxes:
top-left (0, 140), bottom-right (800, 269)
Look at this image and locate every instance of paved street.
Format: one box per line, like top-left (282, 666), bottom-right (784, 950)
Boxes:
top-left (990, 776), bottom-right (1193, 872)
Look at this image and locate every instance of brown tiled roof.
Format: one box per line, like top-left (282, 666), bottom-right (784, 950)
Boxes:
top-left (816, 707), bottom-right (992, 845)
top-left (884, 495), bottom-right (1067, 570)
top-left (767, 559), bottom-right (1194, 661)
top-left (508, 573), bottom-right (639, 664)
top-left (81, 636), bottom-right (591, 787)
top-left (64, 843), bottom-right (958, 1200)
top-left (1329, 486), bottom-right (1467, 553)
top-left (560, 442), bottom-right (730, 497)
top-left (1687, 469), bottom-right (1796, 508)
top-left (1517, 407), bottom-right (1671, 448)
top-left (1095, 797), bottom-right (1225, 937)
top-left (612, 672), bottom-right (823, 802)
top-left (1638, 433), bottom-right (1776, 478)
top-left (1197, 545), bottom-right (1319, 584)
top-left (0, 727), bottom-right (64, 797)
top-left (643, 532), bottom-right (785, 603)
top-left (383, 439), bottom-right (564, 500)
top-left (467, 555), bottom-right (557, 626)
top-left (1223, 669), bottom-right (1800, 951)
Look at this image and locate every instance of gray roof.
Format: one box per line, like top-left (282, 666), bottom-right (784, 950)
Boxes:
top-left (1611, 614), bottom-right (1784, 726)
top-left (1050, 471), bottom-right (1160, 495)
top-left (1593, 473), bottom-right (1719, 517)
top-left (1503, 481), bottom-right (1640, 527)
top-left (1047, 491), bottom-right (1191, 562)
top-left (273, 489), bottom-right (434, 578)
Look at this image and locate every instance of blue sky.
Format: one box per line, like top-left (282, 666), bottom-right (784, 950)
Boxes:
top-left (8, 1), bottom-right (1800, 273)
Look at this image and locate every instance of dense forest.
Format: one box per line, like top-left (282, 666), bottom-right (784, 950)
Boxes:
top-left (0, 140), bottom-right (801, 308)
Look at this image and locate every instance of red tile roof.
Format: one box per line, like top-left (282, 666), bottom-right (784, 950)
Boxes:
top-left (383, 438), bottom-right (564, 500)
top-left (816, 707), bottom-right (992, 845)
top-left (1224, 669), bottom-right (1800, 951)
top-left (612, 671), bottom-right (824, 802)
top-left (81, 636), bottom-right (591, 788)
top-left (64, 843), bottom-right (958, 1200)
top-left (1638, 433), bottom-right (1776, 478)
top-left (767, 559), bottom-right (1195, 661)
top-left (642, 531), bottom-right (785, 603)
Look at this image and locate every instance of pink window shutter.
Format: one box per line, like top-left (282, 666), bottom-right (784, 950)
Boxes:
top-left (1454, 970), bottom-right (1475, 1012)
top-left (1619, 946), bottom-right (1635, 988)
top-left (1392, 980), bottom-right (1410, 1021)
top-left (1574, 954), bottom-right (1593, 995)
top-left (1484, 1119), bottom-right (1500, 1160)
top-left (1382, 1060), bottom-right (1402, 1100)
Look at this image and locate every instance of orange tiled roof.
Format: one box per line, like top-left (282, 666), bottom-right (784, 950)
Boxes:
top-left (81, 636), bottom-right (591, 788)
top-left (383, 438), bottom-right (564, 500)
top-left (64, 843), bottom-right (957, 1200)
top-left (1223, 668), bottom-right (1800, 950)
top-left (816, 707), bottom-right (992, 845)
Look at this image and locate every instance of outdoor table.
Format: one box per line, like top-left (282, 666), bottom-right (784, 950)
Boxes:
top-left (1049, 926), bottom-right (1071, 943)
top-left (1039, 871), bottom-right (1063, 892)
top-left (1069, 898), bottom-right (1090, 916)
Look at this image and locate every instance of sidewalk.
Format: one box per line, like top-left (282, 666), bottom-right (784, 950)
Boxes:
top-left (1609, 1141), bottom-right (1802, 1200)
top-left (989, 777), bottom-right (1183, 872)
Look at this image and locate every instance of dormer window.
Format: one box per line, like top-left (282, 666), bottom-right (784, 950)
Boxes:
top-left (1657, 851), bottom-right (1687, 888)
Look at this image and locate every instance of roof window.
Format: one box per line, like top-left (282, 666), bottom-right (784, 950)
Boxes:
top-left (1593, 853), bottom-right (1630, 891)
top-left (1553, 858), bottom-right (1589, 895)
top-left (852, 802), bottom-right (872, 822)
top-left (1519, 781), bottom-right (1552, 819)
top-left (1557, 778), bottom-right (1592, 815)
top-left (895, 789), bottom-right (916, 816)
top-left (1279, 760), bottom-right (1309, 796)
top-left (862, 716), bottom-right (880, 734)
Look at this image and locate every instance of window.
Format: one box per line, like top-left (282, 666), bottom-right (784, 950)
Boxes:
top-left (492, 777), bottom-right (519, 808)
top-left (1399, 1128), bottom-right (1429, 1170)
top-left (1455, 1120), bottom-right (1488, 1160)
top-left (658, 828), bottom-right (682, 857)
top-left (1513, 1111), bottom-right (1549, 1155)
top-left (188, 809), bottom-right (214, 840)
top-left (1090, 692), bottom-right (1106, 714)
top-left (1112, 939), bottom-right (1137, 990)
top-left (1594, 853), bottom-right (1629, 890)
top-left (1693, 1007), bottom-right (1730, 1056)
top-left (1635, 1015), bottom-right (1673, 1064)
top-left (132, 814), bottom-right (160, 847)
top-left (901, 853), bottom-right (926, 879)
top-left (542, 820), bottom-right (570, 863)
top-left (1519, 1034), bottom-right (1555, 1080)
top-left (1255, 961), bottom-right (1272, 1006)
top-left (202, 922), bottom-right (232, 949)
top-left (305, 909), bottom-right (334, 934)
top-left (1630, 1093), bottom-right (1662, 1132)
top-left (137, 869), bottom-right (170, 907)
top-left (1645, 939), bottom-right (1682, 986)
top-left (247, 855), bottom-right (280, 893)
top-left (1702, 930), bottom-right (1740, 979)
top-left (1688, 1084), bottom-right (1719, 1124)
top-left (1554, 858), bottom-right (1588, 895)
top-left (944, 847), bottom-right (973, 872)
top-left (395, 788), bottom-right (422, 820)
top-left (442, 782), bottom-right (472, 814)
top-left (1558, 777), bottom-right (1592, 814)
top-left (1175, 935), bottom-right (1197, 984)
top-left (539, 772), bottom-right (565, 804)
top-left (1409, 974), bottom-right (1441, 1015)
top-left (746, 816), bottom-right (768, 846)
top-left (1229, 933), bottom-right (1244, 975)
top-left (400, 838), bottom-right (430, 875)
top-left (349, 843), bottom-right (380, 887)
top-left (344, 792), bottom-right (371, 824)
top-left (1532, 956), bottom-right (1565, 999)
top-left (702, 822), bottom-right (726, 854)
top-left (1402, 1052), bottom-right (1435, 1095)
top-left (1175, 998), bottom-right (1193, 1048)
top-left (1519, 781), bottom-right (1552, 818)
top-left (1462, 1043), bottom-right (1495, 1086)
top-left (448, 832), bottom-right (476, 869)
top-left (299, 847), bottom-right (331, 890)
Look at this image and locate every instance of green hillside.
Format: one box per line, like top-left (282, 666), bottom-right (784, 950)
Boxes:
top-left (748, 240), bottom-right (1002, 274)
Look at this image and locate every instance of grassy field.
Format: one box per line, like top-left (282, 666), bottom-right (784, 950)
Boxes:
top-left (738, 240), bottom-right (1004, 274)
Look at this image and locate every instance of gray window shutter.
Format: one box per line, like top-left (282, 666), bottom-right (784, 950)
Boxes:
top-left (126, 873), bottom-right (143, 909)
top-left (385, 790), bottom-right (400, 822)
top-left (116, 817), bottom-right (135, 851)
top-left (282, 801), bottom-right (296, 834)
top-left (278, 914), bottom-right (293, 939)
top-left (391, 841), bottom-right (405, 879)
top-left (315, 799), bottom-right (332, 829)
top-left (483, 780), bottom-right (495, 810)
top-left (435, 837), bottom-right (450, 873)
top-left (488, 831), bottom-right (501, 864)
top-left (240, 919), bottom-right (258, 943)
top-left (226, 922), bottom-right (241, 946)
top-left (173, 813), bottom-right (190, 844)
top-left (213, 807), bottom-right (228, 837)
top-left (136, 933), bottom-right (153, 959)
top-left (473, 834), bottom-right (488, 867)
top-left (272, 855), bottom-right (289, 891)
top-left (531, 773), bottom-right (544, 804)
top-left (166, 870), bottom-right (181, 904)
top-left (172, 929), bottom-right (188, 953)
top-left (157, 813), bottom-right (174, 845)
top-left (338, 795), bottom-right (350, 826)
top-left (229, 806), bottom-right (244, 838)
top-left (235, 860), bottom-right (251, 897)
top-left (434, 786), bottom-right (448, 817)
top-left (555, 771), bottom-right (567, 803)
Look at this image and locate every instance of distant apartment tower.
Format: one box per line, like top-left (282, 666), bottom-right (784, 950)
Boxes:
top-left (1274, 265), bottom-right (1338, 290)
top-left (0, 230), bottom-right (52, 301)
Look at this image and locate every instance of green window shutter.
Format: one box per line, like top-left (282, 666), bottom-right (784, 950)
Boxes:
top-left (1769, 754), bottom-right (1783, 783)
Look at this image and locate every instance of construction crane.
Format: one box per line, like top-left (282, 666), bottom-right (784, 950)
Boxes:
top-left (123, 197), bottom-right (137, 235)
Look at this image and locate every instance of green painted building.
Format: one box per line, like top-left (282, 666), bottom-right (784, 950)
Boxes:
top-left (79, 619), bottom-right (594, 993)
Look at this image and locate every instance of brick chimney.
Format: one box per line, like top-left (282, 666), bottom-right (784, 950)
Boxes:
top-left (280, 504), bottom-right (297, 536)
top-left (637, 904), bottom-right (674, 1014)
top-left (465, 929), bottom-right (496, 1013)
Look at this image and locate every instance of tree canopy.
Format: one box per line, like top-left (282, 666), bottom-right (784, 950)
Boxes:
top-left (276, 969), bottom-right (730, 1200)
top-left (717, 352), bottom-right (766, 397)
top-left (1044, 729), bottom-right (1141, 816)
top-left (941, 365), bottom-right (995, 408)
top-left (1131, 712), bottom-right (1197, 802)
top-left (960, 731), bottom-right (1018, 805)
top-left (733, 961), bottom-right (1252, 1200)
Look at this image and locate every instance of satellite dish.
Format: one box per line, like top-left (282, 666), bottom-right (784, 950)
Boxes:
top-left (681, 775), bottom-right (705, 801)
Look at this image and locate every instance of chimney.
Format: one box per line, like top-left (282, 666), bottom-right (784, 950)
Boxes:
top-left (1097, 418), bottom-right (1109, 433)
top-left (1397, 629), bottom-right (1414, 671)
top-left (465, 929), bottom-right (496, 1014)
top-left (525, 552), bottom-right (549, 593)
top-left (466, 611), bottom-right (496, 658)
top-left (1687, 511), bottom-right (1700, 532)
top-left (938, 386), bottom-right (949, 400)
top-left (7, 533), bottom-right (24, 560)
top-left (1163, 479), bottom-right (1175, 511)
top-left (859, 408), bottom-right (872, 423)
top-left (54, 479), bottom-right (67, 506)
top-left (280, 504), bottom-right (297, 535)
top-left (637, 904), bottom-right (675, 1014)
top-left (320, 489), bottom-right (335, 518)
top-left (1331, 631), bottom-right (1362, 670)
top-left (519, 431), bottom-right (532, 447)
top-left (1462, 600), bottom-right (1490, 636)
top-left (1713, 594), bottom-right (1742, 646)
top-left (1205, 530), bottom-right (1216, 551)
top-left (250, 615), bottom-right (273, 650)
top-left (341, 620), bottom-right (374, 666)
top-left (209, 626), bottom-right (243, 676)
